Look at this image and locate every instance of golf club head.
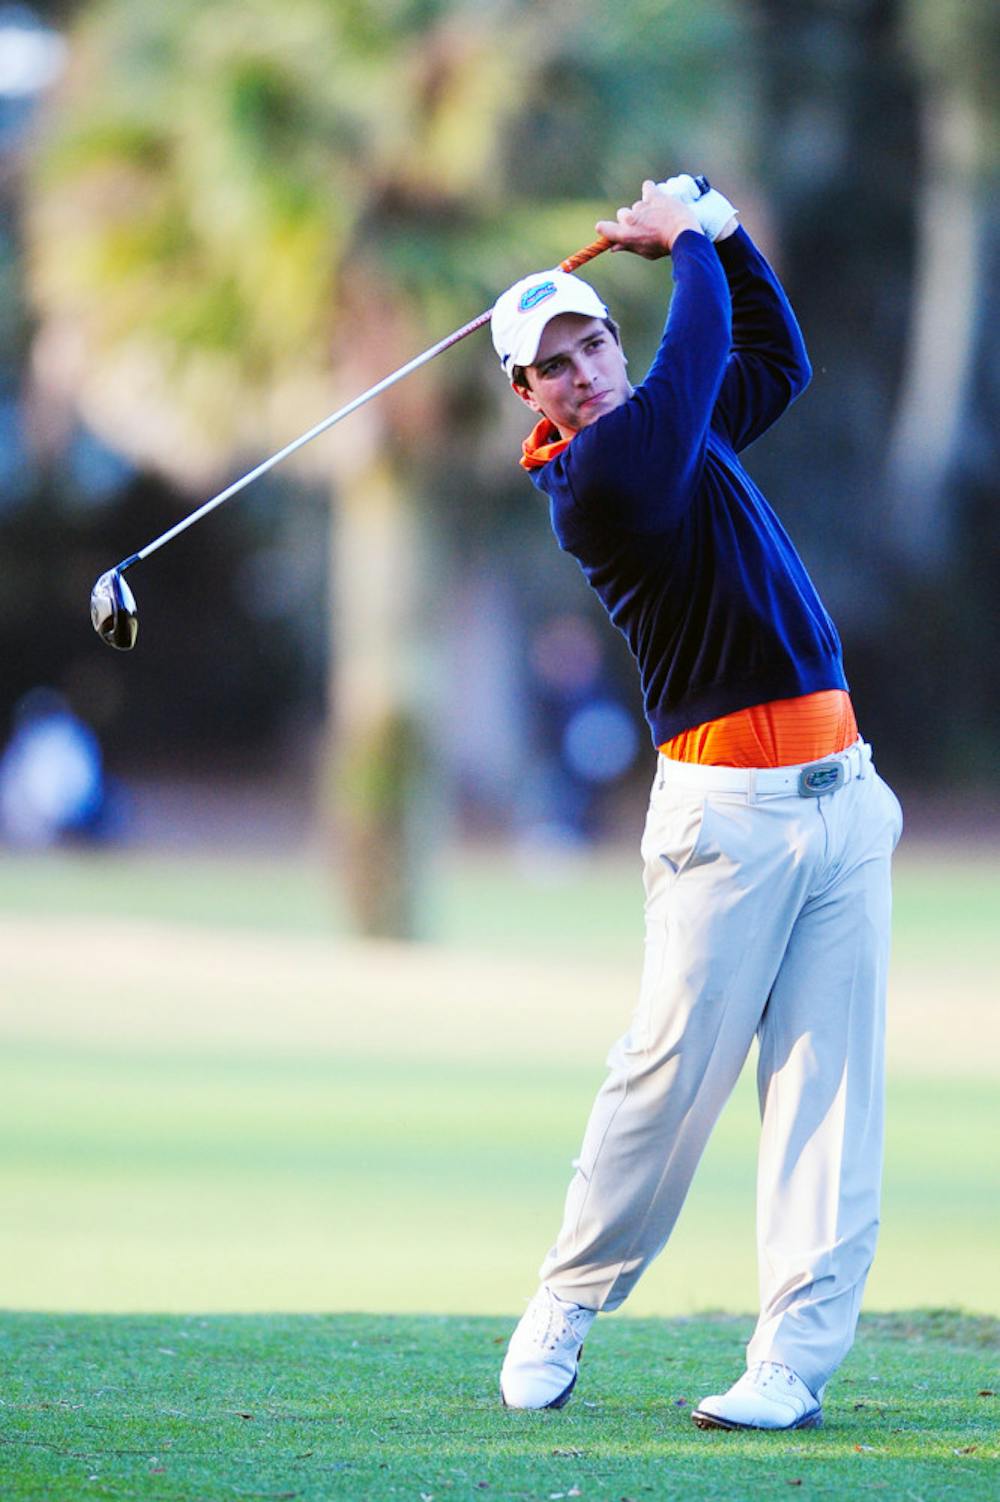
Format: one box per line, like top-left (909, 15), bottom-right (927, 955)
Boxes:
top-left (90, 568), bottom-right (138, 650)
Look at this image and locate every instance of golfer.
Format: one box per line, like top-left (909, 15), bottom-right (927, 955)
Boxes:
top-left (490, 177), bottom-right (902, 1430)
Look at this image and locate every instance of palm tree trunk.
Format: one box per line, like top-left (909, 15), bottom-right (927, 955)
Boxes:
top-left (326, 456), bottom-right (434, 939)
top-left (883, 85), bottom-right (979, 568)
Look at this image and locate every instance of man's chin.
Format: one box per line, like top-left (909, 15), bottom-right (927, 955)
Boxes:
top-left (576, 403), bottom-right (605, 428)
top-left (578, 391), bottom-right (624, 426)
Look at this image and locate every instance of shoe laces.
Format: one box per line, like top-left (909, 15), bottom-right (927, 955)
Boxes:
top-left (748, 1360), bottom-right (797, 1391)
top-left (527, 1288), bottom-right (589, 1352)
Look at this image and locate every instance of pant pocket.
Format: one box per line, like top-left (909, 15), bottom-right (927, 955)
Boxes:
top-left (644, 790), bottom-right (708, 877)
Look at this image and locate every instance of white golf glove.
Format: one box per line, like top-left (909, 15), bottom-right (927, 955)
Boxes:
top-left (657, 174), bottom-right (738, 241)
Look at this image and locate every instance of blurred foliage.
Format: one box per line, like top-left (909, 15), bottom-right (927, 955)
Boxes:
top-left (23, 0), bottom-right (747, 486)
top-left (905, 0), bottom-right (999, 153)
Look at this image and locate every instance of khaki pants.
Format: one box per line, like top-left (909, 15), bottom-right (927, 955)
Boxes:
top-left (540, 740), bottom-right (903, 1396)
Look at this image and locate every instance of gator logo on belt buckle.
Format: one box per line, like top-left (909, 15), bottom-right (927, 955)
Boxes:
top-left (798, 761), bottom-right (846, 797)
top-left (518, 281), bottom-right (557, 312)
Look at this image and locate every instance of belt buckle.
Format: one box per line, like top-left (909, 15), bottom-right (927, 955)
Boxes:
top-left (798, 760), bottom-right (845, 797)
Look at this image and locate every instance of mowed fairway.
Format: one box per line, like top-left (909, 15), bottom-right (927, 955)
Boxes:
top-left (0, 843), bottom-right (997, 1317)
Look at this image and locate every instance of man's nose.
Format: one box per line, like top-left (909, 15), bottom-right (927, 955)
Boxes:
top-left (572, 358), bottom-right (597, 386)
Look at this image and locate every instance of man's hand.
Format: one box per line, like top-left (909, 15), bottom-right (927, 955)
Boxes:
top-left (596, 180), bottom-right (702, 259)
top-left (658, 174), bottom-right (739, 242)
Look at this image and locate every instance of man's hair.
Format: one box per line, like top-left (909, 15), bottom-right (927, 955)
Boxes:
top-left (511, 316), bottom-right (622, 393)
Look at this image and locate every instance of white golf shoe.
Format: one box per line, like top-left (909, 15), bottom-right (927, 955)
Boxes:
top-left (692, 1360), bottom-right (823, 1431)
top-left (499, 1285), bottom-right (596, 1409)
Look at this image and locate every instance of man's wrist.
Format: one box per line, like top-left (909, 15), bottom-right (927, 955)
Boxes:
top-left (669, 225), bottom-right (707, 252)
top-left (664, 212), bottom-right (704, 252)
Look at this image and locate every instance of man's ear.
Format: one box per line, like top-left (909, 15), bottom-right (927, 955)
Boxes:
top-left (512, 380), bottom-right (543, 415)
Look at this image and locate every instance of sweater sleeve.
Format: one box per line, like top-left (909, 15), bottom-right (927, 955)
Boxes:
top-left (711, 226), bottom-right (812, 452)
top-left (558, 229), bottom-right (732, 535)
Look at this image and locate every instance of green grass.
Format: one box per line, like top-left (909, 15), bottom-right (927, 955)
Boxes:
top-left (0, 842), bottom-right (997, 1316)
top-left (1, 1310), bottom-right (997, 1501)
top-left (0, 1042), bottom-right (997, 1317)
top-left (1, 841), bottom-right (997, 960)
top-left (0, 847), bottom-right (997, 1495)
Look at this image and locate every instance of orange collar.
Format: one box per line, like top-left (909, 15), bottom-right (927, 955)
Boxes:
top-left (520, 416), bottom-right (574, 471)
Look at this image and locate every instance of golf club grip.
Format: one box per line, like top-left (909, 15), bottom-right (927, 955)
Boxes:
top-left (559, 235), bottom-right (612, 273)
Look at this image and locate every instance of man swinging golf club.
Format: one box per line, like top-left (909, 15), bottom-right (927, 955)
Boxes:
top-left (490, 176), bottom-right (903, 1431)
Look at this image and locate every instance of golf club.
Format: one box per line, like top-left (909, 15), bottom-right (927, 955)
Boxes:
top-left (89, 233), bottom-right (612, 650)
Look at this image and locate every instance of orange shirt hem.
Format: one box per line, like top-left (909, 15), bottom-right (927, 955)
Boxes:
top-left (658, 690), bottom-right (858, 768)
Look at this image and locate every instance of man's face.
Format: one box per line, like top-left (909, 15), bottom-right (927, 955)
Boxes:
top-left (515, 314), bottom-right (631, 439)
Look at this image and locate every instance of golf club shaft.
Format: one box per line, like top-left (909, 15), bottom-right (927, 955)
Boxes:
top-left (116, 234), bottom-right (611, 574)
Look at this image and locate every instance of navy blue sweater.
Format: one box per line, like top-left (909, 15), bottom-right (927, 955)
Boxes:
top-left (527, 226), bottom-right (848, 746)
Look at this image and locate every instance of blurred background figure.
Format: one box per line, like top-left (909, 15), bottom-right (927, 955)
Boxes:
top-left (521, 612), bottom-right (640, 851)
top-left (0, 686), bottom-right (121, 846)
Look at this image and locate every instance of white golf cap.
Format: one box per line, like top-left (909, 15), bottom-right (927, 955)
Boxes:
top-left (490, 269), bottom-right (609, 379)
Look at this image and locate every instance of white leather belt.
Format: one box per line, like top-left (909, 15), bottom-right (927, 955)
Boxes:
top-left (657, 739), bottom-right (873, 798)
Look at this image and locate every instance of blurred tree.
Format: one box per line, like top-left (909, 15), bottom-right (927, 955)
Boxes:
top-left (24, 0), bottom-right (747, 933)
top-left (25, 0), bottom-right (535, 936)
top-left (887, 0), bottom-right (999, 568)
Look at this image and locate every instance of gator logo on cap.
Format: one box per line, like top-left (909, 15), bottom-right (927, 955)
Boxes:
top-left (518, 281), bottom-right (558, 312)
